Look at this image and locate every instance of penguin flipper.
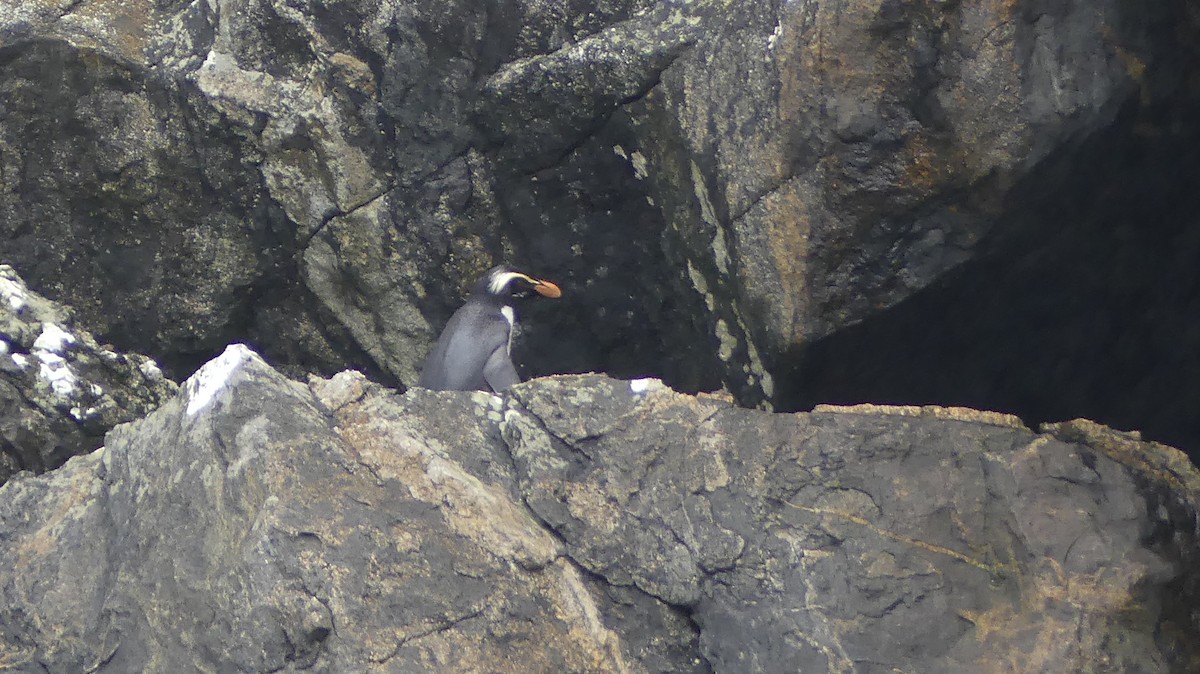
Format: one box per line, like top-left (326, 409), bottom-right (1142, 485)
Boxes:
top-left (483, 346), bottom-right (520, 392)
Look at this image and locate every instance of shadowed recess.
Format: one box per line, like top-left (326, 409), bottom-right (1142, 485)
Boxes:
top-left (785, 100), bottom-right (1200, 465)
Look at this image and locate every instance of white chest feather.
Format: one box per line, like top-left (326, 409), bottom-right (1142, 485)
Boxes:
top-left (500, 306), bottom-right (516, 354)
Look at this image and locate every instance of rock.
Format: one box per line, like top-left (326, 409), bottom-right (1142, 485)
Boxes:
top-left (503, 378), bottom-right (1200, 671)
top-left (0, 348), bottom-right (701, 672)
top-left (625, 0), bottom-right (1186, 405)
top-left (1, 350), bottom-right (1196, 671)
top-left (3, 0), bottom-right (1192, 415)
top-left (0, 265), bottom-right (176, 484)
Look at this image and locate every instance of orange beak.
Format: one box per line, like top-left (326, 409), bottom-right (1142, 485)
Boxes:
top-left (533, 280), bottom-right (562, 298)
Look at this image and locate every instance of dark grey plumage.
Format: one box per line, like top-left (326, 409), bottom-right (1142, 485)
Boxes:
top-left (417, 265), bottom-right (561, 392)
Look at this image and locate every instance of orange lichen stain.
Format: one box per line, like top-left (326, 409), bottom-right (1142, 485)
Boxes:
top-left (1102, 25), bottom-right (1151, 106)
top-left (959, 556), bottom-right (1167, 674)
top-left (758, 184), bottom-right (810, 343)
top-left (14, 465), bottom-right (99, 571)
top-left (997, 0), bottom-right (1021, 22)
top-left (901, 132), bottom-right (980, 196)
top-left (900, 134), bottom-right (947, 193)
top-left (1044, 419), bottom-right (1200, 496)
top-left (330, 52), bottom-right (377, 95)
top-left (69, 0), bottom-right (156, 62)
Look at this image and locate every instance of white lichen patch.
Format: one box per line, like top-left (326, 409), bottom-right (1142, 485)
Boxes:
top-left (630, 151), bottom-right (649, 179)
top-left (185, 344), bottom-right (261, 417)
top-left (0, 340), bottom-right (8, 355)
top-left (767, 23), bottom-right (783, 50)
top-left (614, 145), bottom-right (649, 179)
top-left (715, 319), bottom-right (736, 361)
top-left (139, 359), bottom-right (163, 380)
top-left (741, 322), bottom-right (775, 400)
top-left (684, 259), bottom-right (776, 406)
top-left (686, 260), bottom-right (715, 311)
top-left (11, 353), bottom-right (28, 369)
top-left (0, 268), bottom-right (28, 311)
top-left (690, 160), bottom-right (731, 275)
top-left (33, 323), bottom-right (76, 353)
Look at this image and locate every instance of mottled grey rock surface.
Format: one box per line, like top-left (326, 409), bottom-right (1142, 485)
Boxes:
top-left (505, 380), bottom-right (1200, 672)
top-left (1, 349), bottom-right (1196, 672)
top-left (0, 265), bottom-right (175, 483)
top-left (2, 0), bottom-right (1191, 414)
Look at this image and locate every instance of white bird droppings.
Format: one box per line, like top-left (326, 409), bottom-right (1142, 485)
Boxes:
top-left (186, 344), bottom-right (260, 417)
top-left (33, 323), bottom-right (76, 353)
top-left (38, 356), bottom-right (77, 397)
top-left (30, 325), bottom-right (79, 398)
top-left (767, 24), bottom-right (783, 50)
top-left (70, 406), bottom-right (100, 421)
top-left (630, 151), bottom-right (648, 180)
top-left (0, 272), bottom-right (27, 311)
top-left (629, 378), bottom-right (658, 394)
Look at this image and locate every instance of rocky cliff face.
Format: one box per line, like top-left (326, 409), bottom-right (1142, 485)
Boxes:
top-left (2, 1), bottom-right (1200, 671)
top-left (1, 0), bottom-right (1197, 444)
top-left (0, 348), bottom-right (1196, 672)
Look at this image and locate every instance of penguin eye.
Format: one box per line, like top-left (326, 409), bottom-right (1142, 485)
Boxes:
top-left (506, 279), bottom-right (535, 298)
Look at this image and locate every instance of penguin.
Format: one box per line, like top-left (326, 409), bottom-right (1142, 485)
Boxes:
top-left (417, 265), bottom-right (561, 392)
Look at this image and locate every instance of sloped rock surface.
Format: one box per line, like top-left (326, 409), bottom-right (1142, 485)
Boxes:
top-left (0, 265), bottom-right (175, 484)
top-left (1, 350), bottom-right (1197, 672)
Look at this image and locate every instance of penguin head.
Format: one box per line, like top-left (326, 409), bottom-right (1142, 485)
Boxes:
top-left (472, 265), bottom-right (562, 303)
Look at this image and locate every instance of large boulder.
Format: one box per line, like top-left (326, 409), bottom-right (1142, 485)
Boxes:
top-left (621, 0), bottom-right (1189, 405)
top-left (0, 347), bottom-right (700, 673)
top-left (506, 379), bottom-right (1200, 671)
top-left (0, 347), bottom-right (1196, 671)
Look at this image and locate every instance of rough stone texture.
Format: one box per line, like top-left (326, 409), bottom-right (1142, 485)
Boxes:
top-left (782, 105), bottom-right (1200, 459)
top-left (625, 0), bottom-right (1188, 406)
top-left (0, 348), bottom-right (702, 673)
top-left (503, 376), bottom-right (1200, 672)
top-left (0, 265), bottom-right (175, 484)
top-left (2, 0), bottom-right (1192, 416)
top-left (1, 350), bottom-right (1197, 672)
top-left (1, 1), bottom-right (1198, 671)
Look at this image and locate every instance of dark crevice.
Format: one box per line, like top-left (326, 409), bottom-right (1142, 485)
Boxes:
top-left (783, 95), bottom-right (1200, 465)
top-left (370, 607), bottom-right (486, 665)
